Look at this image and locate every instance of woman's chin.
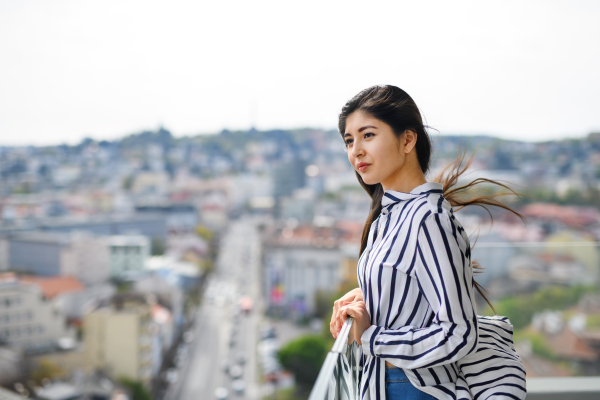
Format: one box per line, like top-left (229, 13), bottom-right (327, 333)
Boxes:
top-left (361, 176), bottom-right (380, 186)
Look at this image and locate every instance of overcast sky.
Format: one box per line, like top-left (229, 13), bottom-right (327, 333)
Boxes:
top-left (1, 0), bottom-right (599, 146)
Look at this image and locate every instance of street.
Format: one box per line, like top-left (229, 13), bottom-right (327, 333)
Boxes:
top-left (170, 218), bottom-right (263, 400)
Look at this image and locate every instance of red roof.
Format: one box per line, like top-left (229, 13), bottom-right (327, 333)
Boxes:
top-left (523, 203), bottom-right (600, 227)
top-left (545, 327), bottom-right (599, 361)
top-left (20, 275), bottom-right (84, 299)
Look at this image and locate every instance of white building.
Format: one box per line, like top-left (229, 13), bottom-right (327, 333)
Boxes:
top-left (0, 274), bottom-right (68, 353)
top-left (263, 224), bottom-right (345, 317)
top-left (62, 232), bottom-right (111, 285)
top-left (109, 235), bottom-right (150, 279)
top-left (5, 232), bottom-right (151, 284)
top-left (265, 246), bottom-right (341, 317)
top-left (6, 231), bottom-right (110, 285)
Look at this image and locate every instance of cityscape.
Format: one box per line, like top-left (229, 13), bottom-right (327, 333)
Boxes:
top-left (0, 126), bottom-right (599, 399)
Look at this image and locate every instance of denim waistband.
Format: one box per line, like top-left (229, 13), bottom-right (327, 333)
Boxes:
top-left (385, 367), bottom-right (408, 380)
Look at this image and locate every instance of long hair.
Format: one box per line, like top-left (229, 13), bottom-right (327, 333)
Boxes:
top-left (338, 85), bottom-right (524, 311)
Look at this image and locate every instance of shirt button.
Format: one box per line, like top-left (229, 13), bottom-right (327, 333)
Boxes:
top-left (381, 208), bottom-right (389, 216)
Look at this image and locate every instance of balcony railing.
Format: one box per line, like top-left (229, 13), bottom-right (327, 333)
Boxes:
top-left (307, 318), bottom-right (600, 400)
top-left (308, 317), bottom-right (363, 400)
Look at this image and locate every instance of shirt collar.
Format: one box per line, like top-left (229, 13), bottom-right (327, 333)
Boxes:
top-left (381, 182), bottom-right (444, 207)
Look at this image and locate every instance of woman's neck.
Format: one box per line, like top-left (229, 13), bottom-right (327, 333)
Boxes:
top-left (381, 159), bottom-right (427, 193)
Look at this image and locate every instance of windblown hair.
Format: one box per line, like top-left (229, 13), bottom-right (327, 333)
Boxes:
top-left (338, 85), bottom-right (524, 311)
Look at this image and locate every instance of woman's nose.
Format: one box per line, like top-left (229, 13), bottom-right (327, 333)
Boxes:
top-left (351, 141), bottom-right (364, 158)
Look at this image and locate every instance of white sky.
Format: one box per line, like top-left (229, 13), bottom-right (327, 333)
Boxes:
top-left (1, 0), bottom-right (599, 145)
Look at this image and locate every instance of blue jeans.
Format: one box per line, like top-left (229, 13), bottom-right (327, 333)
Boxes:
top-left (385, 367), bottom-right (436, 400)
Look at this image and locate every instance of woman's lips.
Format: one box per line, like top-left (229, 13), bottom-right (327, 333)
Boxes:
top-left (357, 163), bottom-right (370, 172)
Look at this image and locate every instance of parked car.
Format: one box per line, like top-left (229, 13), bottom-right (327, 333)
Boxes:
top-left (214, 387), bottom-right (228, 400)
top-left (260, 326), bottom-right (277, 340)
top-left (229, 365), bottom-right (243, 379)
top-left (231, 379), bottom-right (245, 394)
top-left (165, 368), bottom-right (178, 384)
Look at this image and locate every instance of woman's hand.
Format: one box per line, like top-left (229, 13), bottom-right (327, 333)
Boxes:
top-left (330, 288), bottom-right (371, 344)
top-left (336, 300), bottom-right (372, 345)
top-left (330, 288), bottom-right (363, 338)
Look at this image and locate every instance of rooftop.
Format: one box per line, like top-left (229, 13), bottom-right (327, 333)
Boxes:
top-left (20, 275), bottom-right (84, 299)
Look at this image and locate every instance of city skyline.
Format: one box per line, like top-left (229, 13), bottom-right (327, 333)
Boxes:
top-left (1, 1), bottom-right (600, 146)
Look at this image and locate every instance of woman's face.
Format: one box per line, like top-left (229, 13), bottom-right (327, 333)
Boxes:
top-left (344, 110), bottom-right (416, 190)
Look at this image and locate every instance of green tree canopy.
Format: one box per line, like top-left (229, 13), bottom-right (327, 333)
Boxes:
top-left (278, 334), bottom-right (330, 390)
top-left (487, 285), bottom-right (597, 330)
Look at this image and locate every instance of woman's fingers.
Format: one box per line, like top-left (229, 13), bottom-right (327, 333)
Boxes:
top-left (339, 302), bottom-right (369, 345)
top-left (330, 298), bottom-right (344, 336)
top-left (333, 302), bottom-right (362, 336)
top-left (330, 301), bottom-right (352, 338)
top-left (330, 288), bottom-right (364, 339)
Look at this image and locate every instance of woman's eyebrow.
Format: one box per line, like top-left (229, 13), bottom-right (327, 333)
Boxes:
top-left (358, 125), bottom-right (377, 132)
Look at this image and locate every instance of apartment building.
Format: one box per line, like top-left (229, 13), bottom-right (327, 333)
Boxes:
top-left (4, 232), bottom-right (151, 284)
top-left (84, 293), bottom-right (156, 387)
top-left (263, 224), bottom-right (345, 317)
top-left (0, 273), bottom-right (68, 353)
top-left (109, 235), bottom-right (150, 279)
top-left (6, 231), bottom-right (110, 285)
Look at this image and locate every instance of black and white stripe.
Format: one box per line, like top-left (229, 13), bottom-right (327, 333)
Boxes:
top-left (357, 182), bottom-right (526, 400)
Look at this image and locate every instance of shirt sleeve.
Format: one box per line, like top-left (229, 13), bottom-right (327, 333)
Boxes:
top-left (360, 212), bottom-right (478, 369)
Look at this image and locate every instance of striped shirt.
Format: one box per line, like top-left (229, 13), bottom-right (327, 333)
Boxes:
top-left (357, 182), bottom-right (526, 400)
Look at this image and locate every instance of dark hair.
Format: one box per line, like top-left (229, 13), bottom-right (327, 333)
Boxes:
top-left (338, 85), bottom-right (524, 311)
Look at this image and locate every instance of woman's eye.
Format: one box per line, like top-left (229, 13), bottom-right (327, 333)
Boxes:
top-left (364, 132), bottom-right (374, 139)
top-left (345, 139), bottom-right (353, 146)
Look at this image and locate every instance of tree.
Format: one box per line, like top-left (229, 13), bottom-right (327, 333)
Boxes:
top-left (151, 238), bottom-right (165, 256)
top-left (488, 285), bottom-right (597, 330)
top-left (278, 335), bottom-right (330, 390)
top-left (30, 359), bottom-right (66, 384)
top-left (118, 378), bottom-right (151, 400)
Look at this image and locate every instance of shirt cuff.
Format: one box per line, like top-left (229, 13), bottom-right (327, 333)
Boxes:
top-left (361, 325), bottom-right (381, 357)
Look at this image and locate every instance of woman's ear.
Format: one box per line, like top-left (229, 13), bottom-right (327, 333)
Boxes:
top-left (402, 130), bottom-right (418, 153)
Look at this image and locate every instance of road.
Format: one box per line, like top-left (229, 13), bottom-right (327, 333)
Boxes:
top-left (171, 218), bottom-right (263, 400)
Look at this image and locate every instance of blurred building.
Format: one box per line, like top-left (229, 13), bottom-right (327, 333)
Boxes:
top-left (273, 157), bottom-right (307, 218)
top-left (52, 283), bottom-right (116, 321)
top-left (4, 232), bottom-right (109, 285)
top-left (134, 201), bottom-right (198, 232)
top-left (134, 273), bottom-right (184, 330)
top-left (279, 189), bottom-right (315, 222)
top-left (531, 310), bottom-right (600, 375)
top-left (3, 231), bottom-right (153, 284)
top-left (0, 213), bottom-right (167, 243)
top-left (0, 273), bottom-right (69, 353)
top-left (84, 293), bottom-right (158, 388)
top-left (273, 158), bottom-right (306, 199)
top-left (109, 235), bottom-right (150, 279)
top-left (0, 347), bottom-right (23, 386)
top-left (262, 221), bottom-right (361, 317)
top-left (145, 256), bottom-right (203, 292)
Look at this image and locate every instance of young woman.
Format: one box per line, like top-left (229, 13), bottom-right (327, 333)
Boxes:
top-left (329, 85), bottom-right (526, 400)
